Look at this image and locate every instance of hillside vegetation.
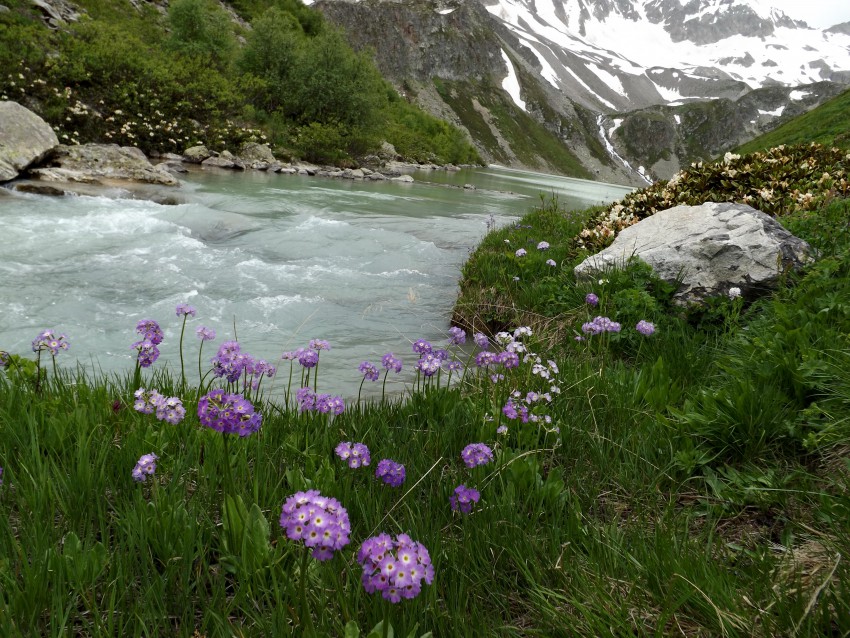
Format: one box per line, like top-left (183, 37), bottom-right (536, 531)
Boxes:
top-left (737, 87), bottom-right (850, 154)
top-left (0, 0), bottom-right (480, 165)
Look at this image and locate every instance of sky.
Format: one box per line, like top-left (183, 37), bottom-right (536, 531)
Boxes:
top-left (766, 0), bottom-right (850, 28)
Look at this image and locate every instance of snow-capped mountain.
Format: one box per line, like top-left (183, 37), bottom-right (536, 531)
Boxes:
top-left (486, 0), bottom-right (850, 112)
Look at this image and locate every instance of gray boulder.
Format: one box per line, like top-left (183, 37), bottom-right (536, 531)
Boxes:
top-left (0, 101), bottom-right (59, 182)
top-left (30, 143), bottom-right (178, 185)
top-left (573, 202), bottom-right (813, 304)
top-left (239, 142), bottom-right (275, 163)
top-left (183, 145), bottom-right (212, 163)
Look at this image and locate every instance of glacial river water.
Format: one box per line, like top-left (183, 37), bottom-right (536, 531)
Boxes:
top-left (0, 165), bottom-right (631, 398)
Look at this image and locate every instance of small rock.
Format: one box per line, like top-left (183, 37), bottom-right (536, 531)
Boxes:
top-left (463, 183), bottom-right (476, 190)
top-left (392, 175), bottom-right (414, 183)
top-left (183, 145), bottom-right (211, 164)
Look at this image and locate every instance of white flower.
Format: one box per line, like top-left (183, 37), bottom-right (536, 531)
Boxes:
top-left (728, 287), bottom-right (742, 299)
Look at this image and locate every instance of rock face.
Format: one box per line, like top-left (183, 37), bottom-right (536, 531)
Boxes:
top-left (574, 202), bottom-right (814, 304)
top-left (0, 101), bottom-right (59, 182)
top-left (31, 144), bottom-right (178, 185)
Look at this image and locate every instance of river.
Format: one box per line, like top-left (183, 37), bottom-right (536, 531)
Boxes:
top-left (0, 165), bottom-right (631, 398)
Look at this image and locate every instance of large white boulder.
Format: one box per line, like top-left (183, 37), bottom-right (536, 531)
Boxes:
top-left (574, 202), bottom-right (814, 303)
top-left (30, 143), bottom-right (178, 185)
top-left (0, 101), bottom-right (59, 182)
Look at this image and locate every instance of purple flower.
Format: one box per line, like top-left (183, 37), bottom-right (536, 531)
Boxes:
top-left (296, 386), bottom-right (316, 412)
top-left (445, 360), bottom-right (464, 372)
top-left (280, 490), bottom-right (351, 561)
top-left (309, 339), bottom-right (331, 351)
top-left (359, 361), bottom-right (380, 382)
top-left (197, 389), bottom-right (262, 437)
top-left (498, 351), bottom-right (520, 369)
top-left (210, 340), bottom-right (252, 382)
top-left (196, 326), bottom-right (216, 341)
top-left (133, 387), bottom-right (160, 414)
top-left (581, 316), bottom-right (622, 335)
top-left (175, 303), bottom-right (196, 317)
top-left (31, 329), bottom-right (71, 356)
top-left (546, 259), bottom-right (557, 267)
top-left (132, 453), bottom-right (158, 483)
top-left (297, 348), bottom-right (319, 369)
top-left (0, 351), bottom-right (8, 368)
top-left (585, 293), bottom-right (599, 306)
top-left (450, 484), bottom-right (481, 514)
top-left (475, 351), bottom-right (497, 367)
top-left (381, 353), bottom-right (403, 373)
top-left (358, 533), bottom-right (434, 602)
top-left (335, 442), bottom-right (371, 469)
top-left (502, 399), bottom-right (518, 420)
top-left (473, 332), bottom-right (490, 349)
top-left (0, 465), bottom-right (4, 486)
top-left (537, 241), bottom-right (550, 250)
top-left (461, 443), bottom-right (494, 469)
top-left (156, 395), bottom-right (186, 424)
top-left (496, 425), bottom-right (508, 435)
top-left (515, 248), bottom-right (527, 257)
top-left (448, 326), bottom-right (467, 345)
top-left (415, 354), bottom-right (441, 377)
top-left (131, 339), bottom-right (160, 368)
top-left (135, 319), bottom-right (163, 345)
top-left (316, 393), bottom-right (345, 415)
top-left (375, 459), bottom-right (406, 487)
top-left (636, 320), bottom-right (656, 336)
top-left (412, 339), bottom-right (432, 355)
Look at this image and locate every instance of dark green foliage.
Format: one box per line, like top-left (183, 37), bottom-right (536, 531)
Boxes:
top-left (167, 0), bottom-right (236, 69)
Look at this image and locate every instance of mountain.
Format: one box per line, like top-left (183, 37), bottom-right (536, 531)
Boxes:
top-left (312, 0), bottom-right (850, 184)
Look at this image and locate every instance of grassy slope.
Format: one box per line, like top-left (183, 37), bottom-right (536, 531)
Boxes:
top-left (737, 87), bottom-right (850, 154)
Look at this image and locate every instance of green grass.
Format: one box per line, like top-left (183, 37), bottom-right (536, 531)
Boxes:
top-left (3, 148), bottom-right (850, 635)
top-left (737, 87), bottom-right (850, 154)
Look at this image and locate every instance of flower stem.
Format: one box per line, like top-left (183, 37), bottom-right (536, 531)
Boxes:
top-left (179, 314), bottom-right (188, 392)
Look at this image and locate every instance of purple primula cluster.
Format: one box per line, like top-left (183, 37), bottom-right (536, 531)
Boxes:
top-left (412, 339), bottom-right (432, 355)
top-left (132, 453), bottom-right (158, 483)
top-left (357, 533), bottom-right (434, 602)
top-left (358, 361), bottom-right (380, 382)
top-left (460, 443), bottom-right (493, 469)
top-left (0, 465), bottom-right (3, 486)
top-left (196, 326), bottom-right (216, 341)
top-left (502, 389), bottom-right (554, 425)
top-left (280, 490), bottom-right (350, 561)
top-left (585, 293), bottom-right (599, 306)
top-left (31, 329), bottom-right (70, 355)
top-left (636, 320), bottom-right (656, 336)
top-left (133, 388), bottom-right (187, 424)
top-left (582, 316), bottom-right (622, 335)
top-left (375, 459), bottom-right (406, 487)
top-left (175, 303), bottom-right (196, 317)
top-left (537, 241), bottom-right (550, 250)
top-left (197, 389), bottom-right (262, 436)
top-left (210, 341), bottom-right (276, 386)
top-left (515, 248), bottom-right (527, 257)
top-left (546, 259), bottom-right (557, 267)
top-left (281, 339), bottom-right (329, 369)
top-left (448, 326), bottom-right (466, 345)
top-left (335, 442), bottom-right (371, 468)
top-left (132, 319), bottom-right (163, 368)
top-left (382, 352), bottom-right (403, 373)
top-left (296, 387), bottom-right (345, 415)
top-left (450, 484), bottom-right (480, 514)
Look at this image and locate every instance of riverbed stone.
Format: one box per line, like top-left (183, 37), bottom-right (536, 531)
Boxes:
top-left (183, 145), bottom-right (211, 163)
top-left (239, 142), bottom-right (275, 163)
top-left (30, 143), bottom-right (178, 185)
top-left (573, 202), bottom-right (814, 304)
top-left (0, 101), bottom-right (59, 182)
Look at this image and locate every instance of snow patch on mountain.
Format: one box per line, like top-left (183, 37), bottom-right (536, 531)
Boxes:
top-left (501, 49), bottom-right (527, 111)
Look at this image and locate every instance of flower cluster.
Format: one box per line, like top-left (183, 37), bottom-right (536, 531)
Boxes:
top-left (357, 533), bottom-right (434, 602)
top-left (31, 329), bottom-right (70, 355)
top-left (375, 459), bottom-right (406, 487)
top-left (132, 453), bottom-right (158, 483)
top-left (175, 303), bottom-right (196, 317)
top-left (448, 326), bottom-right (466, 345)
top-left (133, 388), bottom-right (187, 424)
top-left (296, 387), bottom-right (345, 415)
top-left (136, 319), bottom-right (164, 345)
top-left (502, 389), bottom-right (554, 425)
top-left (450, 484), bottom-right (480, 514)
top-left (460, 443), bottom-right (493, 469)
top-left (581, 316), bottom-right (622, 335)
top-left (537, 241), bottom-right (550, 250)
top-left (585, 293), bottom-right (599, 306)
top-left (382, 352), bottom-right (403, 373)
top-left (196, 326), bottom-right (216, 341)
top-left (197, 389), bottom-right (262, 436)
top-left (636, 320), bottom-right (656, 336)
top-left (358, 361), bottom-right (380, 381)
top-left (132, 339), bottom-right (160, 368)
top-left (280, 490), bottom-right (350, 561)
top-left (335, 442), bottom-right (371, 468)
top-left (515, 248), bottom-right (527, 257)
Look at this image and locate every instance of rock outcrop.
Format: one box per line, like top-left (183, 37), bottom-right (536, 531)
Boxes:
top-left (30, 143), bottom-right (179, 185)
top-left (574, 202), bottom-right (814, 304)
top-left (0, 101), bottom-right (59, 182)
